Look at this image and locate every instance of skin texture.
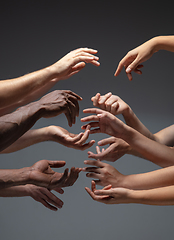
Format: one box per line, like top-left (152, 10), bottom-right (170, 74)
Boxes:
top-left (114, 35), bottom-right (174, 81)
top-left (0, 89), bottom-right (82, 151)
top-left (88, 92), bottom-right (174, 162)
top-left (86, 181), bottom-right (174, 206)
top-left (0, 160), bottom-right (81, 190)
top-left (0, 47), bottom-right (100, 116)
top-left (1, 125), bottom-right (95, 153)
top-left (81, 108), bottom-right (174, 167)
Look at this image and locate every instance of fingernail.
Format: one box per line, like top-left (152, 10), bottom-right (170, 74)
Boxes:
top-left (126, 67), bottom-right (131, 73)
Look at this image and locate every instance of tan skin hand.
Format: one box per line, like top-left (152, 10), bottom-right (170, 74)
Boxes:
top-left (27, 184), bottom-right (64, 211)
top-left (29, 160), bottom-right (81, 189)
top-left (82, 159), bottom-right (124, 187)
top-left (48, 125), bottom-right (95, 151)
top-left (88, 137), bottom-right (130, 162)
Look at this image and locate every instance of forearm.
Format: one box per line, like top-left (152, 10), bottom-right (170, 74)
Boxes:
top-left (0, 168), bottom-right (31, 189)
top-left (129, 185), bottom-right (174, 205)
top-left (0, 102), bottom-right (43, 151)
top-left (122, 107), bottom-right (155, 140)
top-left (121, 126), bottom-right (174, 167)
top-left (0, 67), bottom-right (56, 110)
top-left (152, 35), bottom-right (174, 52)
top-left (1, 128), bottom-right (49, 153)
top-left (120, 165), bottom-right (174, 190)
top-left (0, 185), bottom-right (30, 197)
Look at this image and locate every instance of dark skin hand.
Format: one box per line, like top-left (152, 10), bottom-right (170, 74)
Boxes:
top-left (0, 90), bottom-right (82, 151)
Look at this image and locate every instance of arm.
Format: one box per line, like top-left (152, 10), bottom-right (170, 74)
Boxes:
top-left (0, 89), bottom-right (81, 151)
top-left (0, 48), bottom-right (100, 114)
top-left (91, 92), bottom-right (154, 140)
top-left (0, 160), bottom-right (81, 190)
top-left (0, 185), bottom-right (64, 211)
top-left (1, 125), bottom-right (95, 153)
top-left (83, 159), bottom-right (174, 190)
top-left (86, 181), bottom-right (174, 206)
top-left (81, 108), bottom-right (174, 167)
top-left (114, 35), bottom-right (174, 81)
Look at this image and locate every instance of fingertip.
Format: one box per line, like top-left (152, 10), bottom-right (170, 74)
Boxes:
top-left (126, 67), bottom-right (132, 73)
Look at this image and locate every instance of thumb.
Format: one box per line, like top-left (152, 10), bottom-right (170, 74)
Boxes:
top-left (49, 161), bottom-right (66, 168)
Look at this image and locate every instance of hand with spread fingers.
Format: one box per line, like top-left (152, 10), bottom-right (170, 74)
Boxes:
top-left (88, 137), bottom-right (130, 162)
top-left (82, 159), bottom-right (124, 187)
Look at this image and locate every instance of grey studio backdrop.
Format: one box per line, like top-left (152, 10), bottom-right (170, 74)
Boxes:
top-left (0, 1), bottom-right (174, 239)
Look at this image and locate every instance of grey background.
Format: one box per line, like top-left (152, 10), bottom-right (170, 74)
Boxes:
top-left (0, 1), bottom-right (174, 239)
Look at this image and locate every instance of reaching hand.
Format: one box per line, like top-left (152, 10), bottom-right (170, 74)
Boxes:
top-left (48, 125), bottom-right (95, 151)
top-left (38, 90), bottom-right (82, 126)
top-left (29, 160), bottom-right (81, 189)
top-left (85, 181), bottom-right (132, 204)
top-left (91, 92), bottom-right (129, 115)
top-left (51, 48), bottom-right (100, 81)
top-left (88, 137), bottom-right (130, 161)
top-left (26, 184), bottom-right (64, 211)
top-left (114, 40), bottom-right (156, 81)
top-left (82, 159), bottom-right (124, 187)
top-left (81, 108), bottom-right (125, 138)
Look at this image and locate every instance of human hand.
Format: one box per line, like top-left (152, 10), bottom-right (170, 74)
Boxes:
top-left (91, 92), bottom-right (130, 115)
top-left (82, 159), bottom-right (124, 187)
top-left (29, 160), bottom-right (81, 189)
top-left (26, 184), bottom-right (64, 211)
top-left (81, 108), bottom-right (125, 138)
top-left (38, 90), bottom-right (82, 126)
top-left (88, 137), bottom-right (130, 161)
top-left (48, 125), bottom-right (95, 151)
top-left (51, 48), bottom-right (100, 81)
top-left (85, 181), bottom-right (132, 204)
top-left (114, 39), bottom-right (156, 81)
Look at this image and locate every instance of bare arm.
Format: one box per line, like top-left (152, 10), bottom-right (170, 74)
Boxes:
top-left (86, 181), bottom-right (174, 206)
top-left (0, 48), bottom-right (100, 114)
top-left (81, 108), bottom-right (174, 167)
top-left (0, 184), bottom-right (64, 211)
top-left (0, 90), bottom-right (81, 151)
top-left (1, 125), bottom-right (95, 153)
top-left (0, 160), bottom-right (81, 190)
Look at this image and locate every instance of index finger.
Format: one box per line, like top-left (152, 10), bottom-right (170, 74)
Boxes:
top-left (65, 90), bottom-right (82, 101)
top-left (83, 108), bottom-right (104, 114)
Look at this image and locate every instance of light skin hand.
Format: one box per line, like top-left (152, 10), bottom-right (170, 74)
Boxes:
top-left (81, 108), bottom-right (125, 138)
top-left (29, 160), bottom-right (81, 189)
top-left (114, 38), bottom-right (157, 81)
top-left (88, 137), bottom-right (130, 162)
top-left (85, 181), bottom-right (132, 204)
top-left (50, 48), bottom-right (100, 80)
top-left (82, 159), bottom-right (124, 187)
top-left (91, 92), bottom-right (129, 115)
top-left (48, 125), bottom-right (95, 151)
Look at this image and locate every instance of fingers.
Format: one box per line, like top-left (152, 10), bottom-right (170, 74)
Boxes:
top-left (84, 159), bottom-right (104, 167)
top-left (85, 181), bottom-right (110, 202)
top-left (98, 137), bottom-right (116, 146)
top-left (82, 108), bottom-right (104, 115)
top-left (49, 160), bottom-right (66, 168)
top-left (63, 167), bottom-right (81, 187)
top-left (41, 188), bottom-right (64, 210)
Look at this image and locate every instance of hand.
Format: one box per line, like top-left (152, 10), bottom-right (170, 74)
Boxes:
top-left (51, 48), bottom-right (100, 81)
top-left (29, 160), bottom-right (81, 189)
top-left (38, 90), bottom-right (82, 126)
top-left (48, 125), bottom-right (95, 151)
top-left (91, 92), bottom-right (130, 115)
top-left (26, 184), bottom-right (64, 211)
top-left (85, 181), bottom-right (132, 204)
top-left (82, 159), bottom-right (124, 187)
top-left (114, 39), bottom-right (156, 81)
top-left (88, 137), bottom-right (130, 161)
top-left (81, 108), bottom-right (125, 138)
